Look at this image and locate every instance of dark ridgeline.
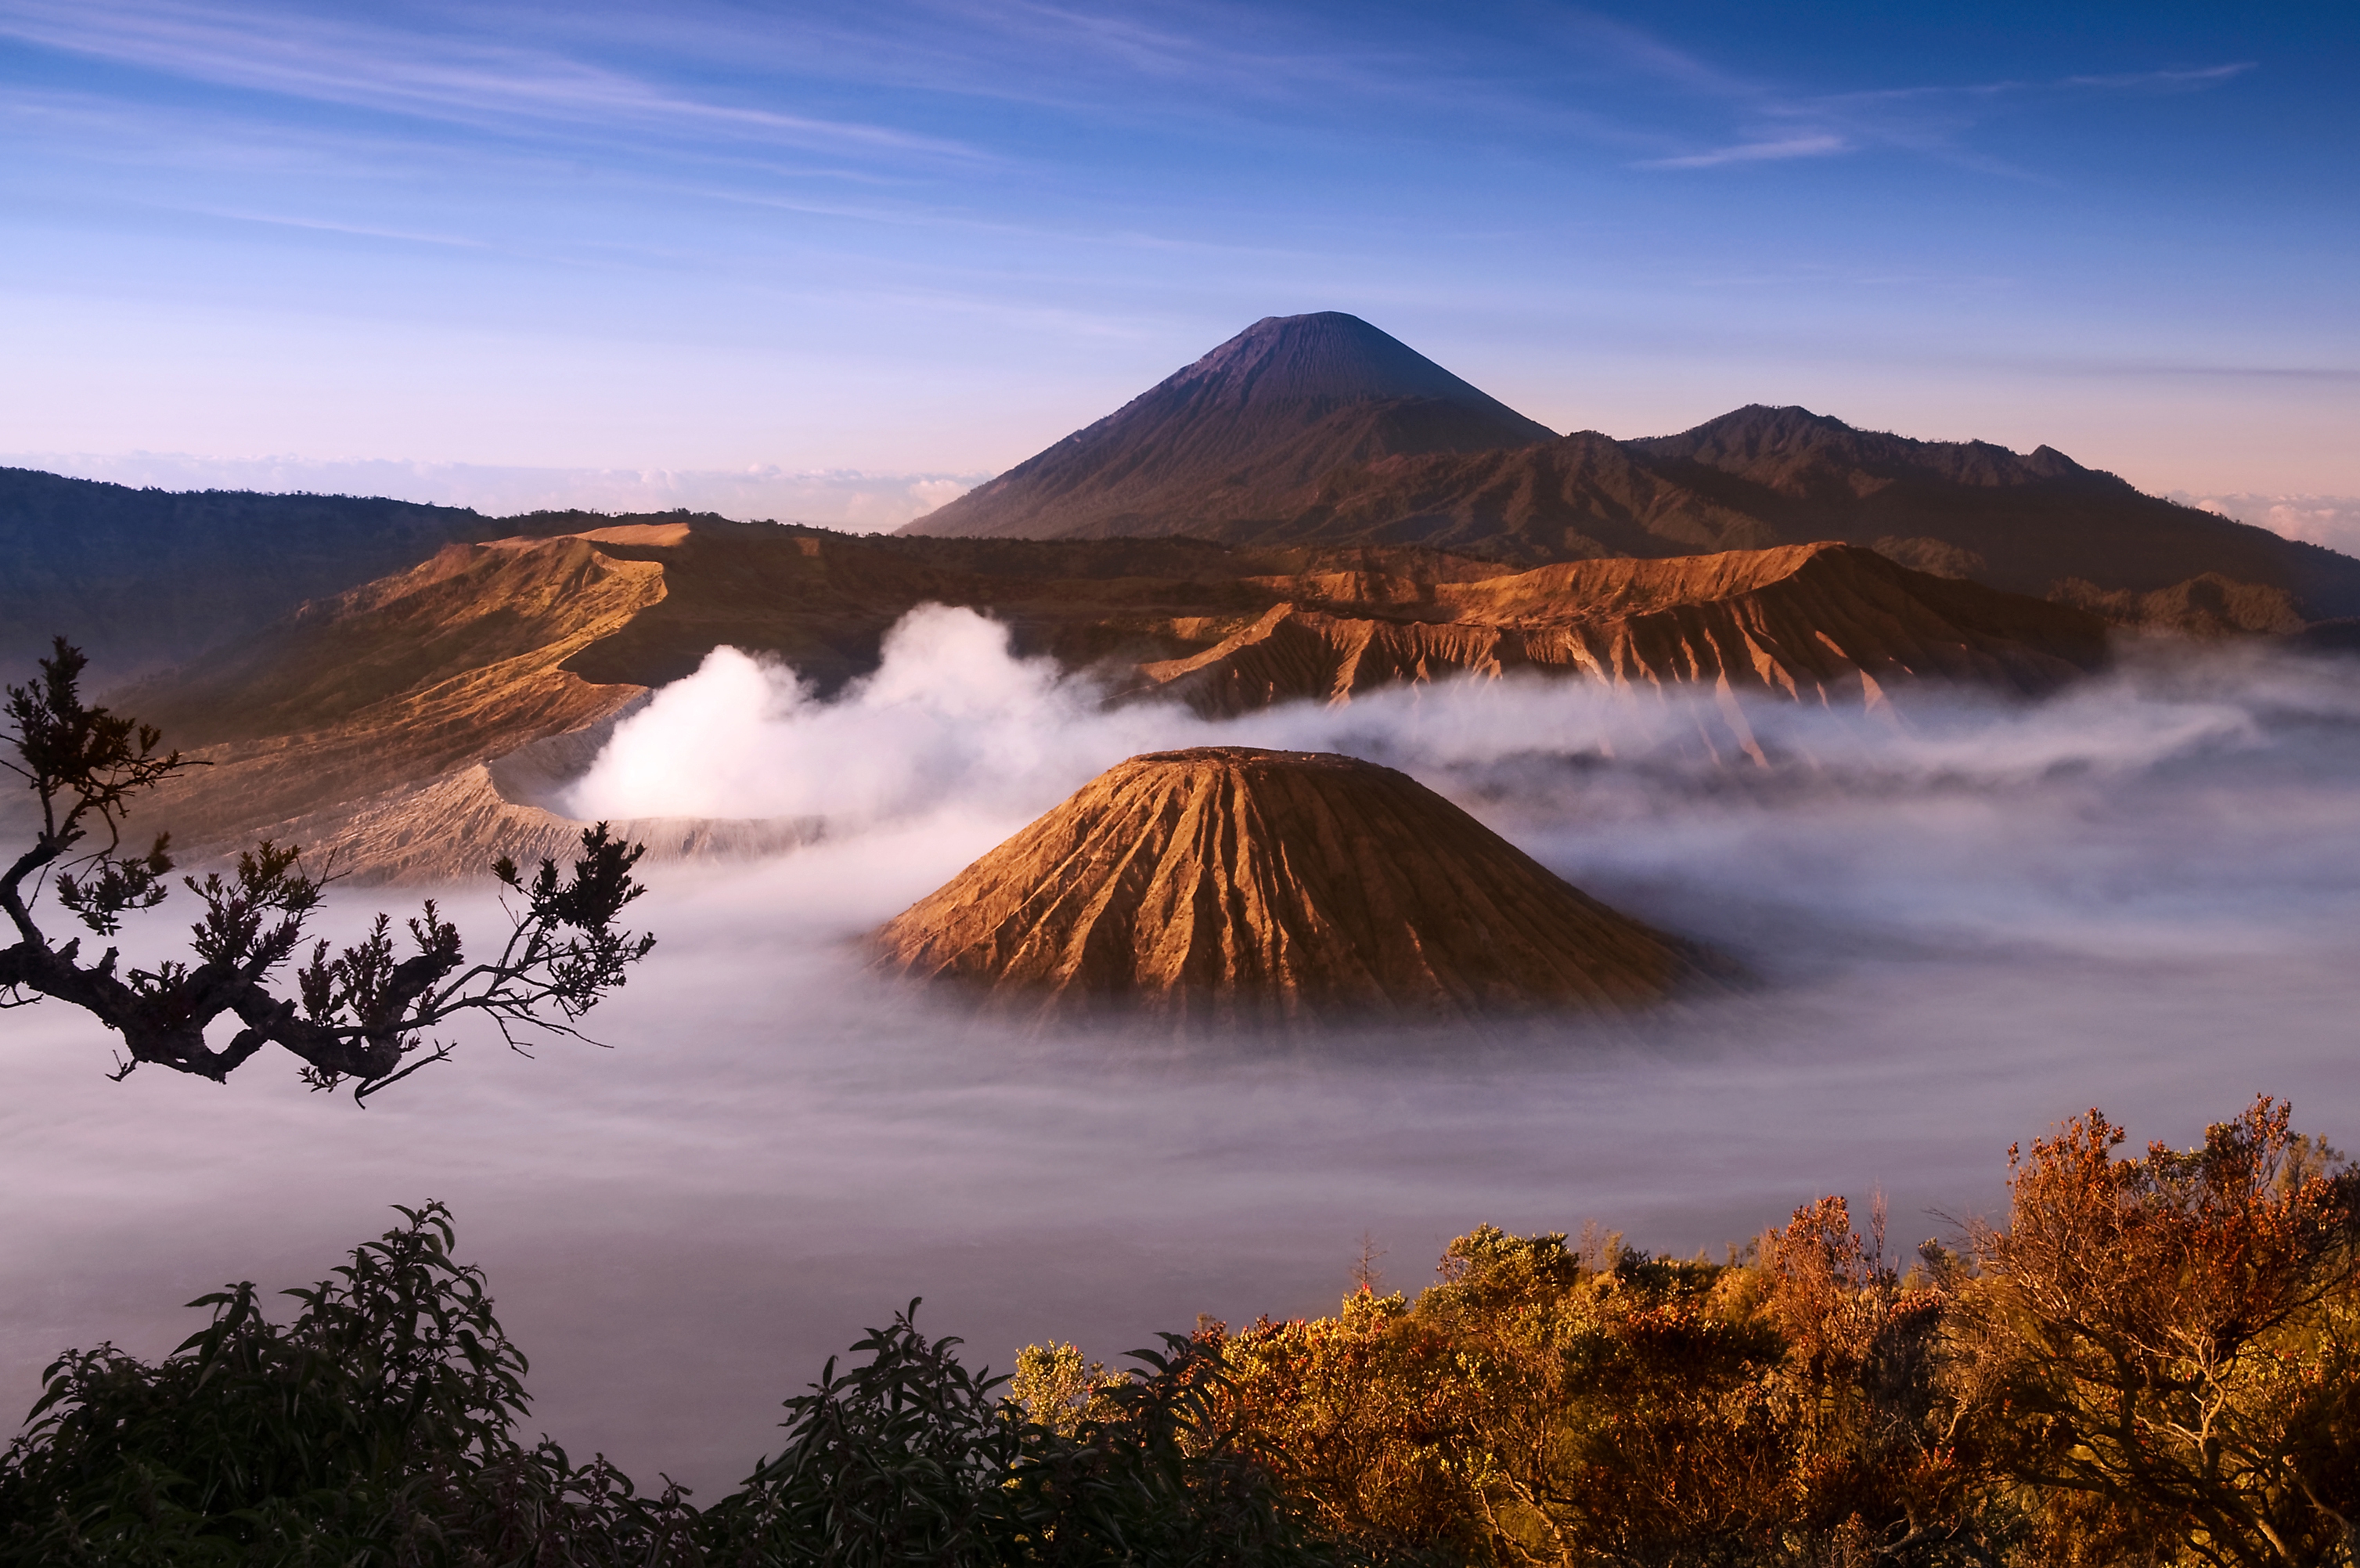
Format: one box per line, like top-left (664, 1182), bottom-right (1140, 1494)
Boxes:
top-left (0, 470), bottom-right (644, 682)
top-left (903, 315), bottom-right (2360, 622)
top-left (1620, 404), bottom-right (2360, 614)
top-left (0, 467), bottom-right (517, 679)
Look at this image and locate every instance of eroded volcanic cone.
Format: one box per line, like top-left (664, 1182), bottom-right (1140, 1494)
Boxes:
top-left (873, 747), bottom-right (1708, 1026)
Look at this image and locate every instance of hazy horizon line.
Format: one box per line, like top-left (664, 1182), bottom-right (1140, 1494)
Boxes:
top-left (9, 449), bottom-right (2360, 557)
top-left (0, 450), bottom-right (989, 531)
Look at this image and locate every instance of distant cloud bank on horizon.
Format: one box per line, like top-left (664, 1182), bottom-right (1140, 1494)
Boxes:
top-left (0, 452), bottom-right (981, 530)
top-left (2174, 492), bottom-right (2360, 559)
top-left (9, 449), bottom-right (2360, 562)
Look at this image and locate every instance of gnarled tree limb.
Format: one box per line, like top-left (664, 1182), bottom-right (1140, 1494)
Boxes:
top-left (2, 637), bottom-right (654, 1096)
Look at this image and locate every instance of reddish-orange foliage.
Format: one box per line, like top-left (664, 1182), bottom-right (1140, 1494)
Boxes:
top-left (1952, 1097), bottom-right (2360, 1567)
top-left (1190, 1099), bottom-right (2359, 1567)
top-left (1209, 1215), bottom-right (1958, 1564)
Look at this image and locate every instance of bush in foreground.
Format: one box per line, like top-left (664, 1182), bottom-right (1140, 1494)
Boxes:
top-left (0, 1206), bottom-right (1320, 1566)
top-left (1207, 1097), bottom-right (2358, 1567)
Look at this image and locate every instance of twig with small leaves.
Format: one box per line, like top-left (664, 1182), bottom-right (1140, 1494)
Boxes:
top-left (0, 636), bottom-right (654, 1097)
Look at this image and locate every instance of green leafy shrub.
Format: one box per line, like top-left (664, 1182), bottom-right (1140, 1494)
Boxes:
top-left (0, 1203), bottom-right (699, 1566)
top-left (0, 1211), bottom-right (1322, 1566)
top-left (704, 1308), bottom-right (1324, 1566)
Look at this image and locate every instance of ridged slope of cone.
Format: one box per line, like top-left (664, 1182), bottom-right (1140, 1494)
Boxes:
top-left (872, 747), bottom-right (1707, 1026)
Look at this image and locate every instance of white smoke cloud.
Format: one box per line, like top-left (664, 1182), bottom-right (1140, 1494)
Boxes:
top-left (566, 607), bottom-right (1176, 824)
top-left (565, 603), bottom-right (2305, 844)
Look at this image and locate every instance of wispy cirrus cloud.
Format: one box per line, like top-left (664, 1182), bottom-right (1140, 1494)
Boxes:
top-left (0, 0), bottom-right (988, 163)
top-left (1625, 45), bottom-right (2257, 176)
top-left (0, 0), bottom-right (2265, 196)
top-left (1639, 133), bottom-right (1847, 170)
top-left (2061, 63), bottom-right (2255, 92)
top-left (187, 207), bottom-right (495, 250)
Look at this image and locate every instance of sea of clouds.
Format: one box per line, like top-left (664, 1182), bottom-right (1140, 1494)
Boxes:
top-left (5, 610), bottom-right (2358, 1492)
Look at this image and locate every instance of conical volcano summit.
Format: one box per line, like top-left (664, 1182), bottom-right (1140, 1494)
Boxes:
top-left (909, 312), bottom-right (1558, 542)
top-left (872, 746), bottom-right (1711, 1026)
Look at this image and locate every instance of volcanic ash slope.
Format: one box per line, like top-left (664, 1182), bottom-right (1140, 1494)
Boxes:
top-left (872, 747), bottom-right (1713, 1028)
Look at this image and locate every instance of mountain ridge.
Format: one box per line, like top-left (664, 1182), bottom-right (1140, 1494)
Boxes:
top-left (901, 319), bottom-right (2360, 622)
top-left (9, 317), bottom-right (2353, 690)
top-left (0, 466), bottom-right (521, 679)
top-left (1626, 404), bottom-right (2113, 491)
top-left (112, 521), bottom-right (2110, 875)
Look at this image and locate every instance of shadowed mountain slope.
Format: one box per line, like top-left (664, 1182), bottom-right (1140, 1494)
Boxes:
top-left (908, 313), bottom-right (1558, 541)
top-left (1203, 408), bottom-right (2360, 618)
top-left (872, 747), bottom-right (1712, 1026)
top-left (1620, 406), bottom-right (2360, 617)
top-left (0, 467), bottom-right (520, 679)
top-left (1185, 429), bottom-right (1781, 562)
top-left (1236, 414), bottom-right (2360, 622)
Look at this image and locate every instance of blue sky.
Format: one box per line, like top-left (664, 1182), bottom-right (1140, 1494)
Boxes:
top-left (2, 0), bottom-right (2355, 521)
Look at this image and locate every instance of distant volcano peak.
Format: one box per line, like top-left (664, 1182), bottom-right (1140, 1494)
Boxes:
top-left (903, 312), bottom-right (1558, 542)
top-left (1166, 312), bottom-right (1540, 416)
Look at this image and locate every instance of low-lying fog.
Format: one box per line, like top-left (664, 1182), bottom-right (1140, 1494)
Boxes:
top-left (5, 608), bottom-right (2358, 1494)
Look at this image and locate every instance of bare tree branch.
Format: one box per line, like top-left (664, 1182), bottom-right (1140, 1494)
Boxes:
top-left (2, 637), bottom-right (655, 1097)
